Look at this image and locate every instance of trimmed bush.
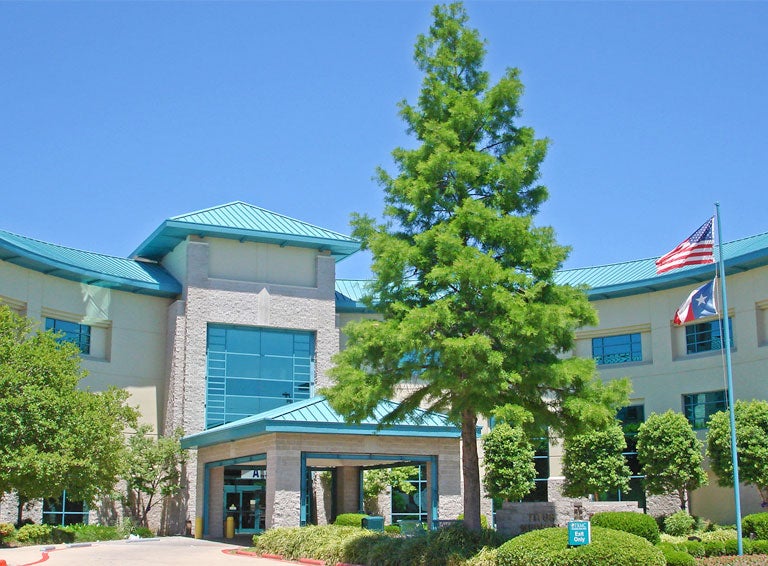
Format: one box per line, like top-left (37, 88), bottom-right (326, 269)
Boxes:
top-left (742, 512), bottom-right (768, 541)
top-left (495, 526), bottom-right (665, 566)
top-left (384, 524), bottom-right (400, 534)
top-left (457, 513), bottom-right (489, 529)
top-left (725, 537), bottom-right (753, 556)
top-left (51, 526), bottom-right (75, 544)
top-left (704, 540), bottom-right (727, 556)
top-left (333, 513), bottom-right (369, 527)
top-left (701, 528), bottom-right (738, 543)
top-left (750, 539), bottom-right (768, 555)
top-left (658, 545), bottom-right (696, 566)
top-left (0, 522), bottom-right (15, 543)
top-left (15, 524), bottom-right (52, 544)
top-left (664, 510), bottom-right (696, 536)
top-left (591, 511), bottom-right (661, 544)
top-left (682, 539), bottom-right (705, 558)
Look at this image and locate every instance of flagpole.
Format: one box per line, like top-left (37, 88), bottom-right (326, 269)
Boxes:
top-left (715, 202), bottom-right (743, 555)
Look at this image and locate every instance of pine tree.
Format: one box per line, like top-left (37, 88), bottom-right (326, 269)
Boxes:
top-left (323, 2), bottom-right (629, 531)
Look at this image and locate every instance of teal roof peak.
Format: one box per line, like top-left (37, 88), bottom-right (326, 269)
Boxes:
top-left (132, 201), bottom-right (360, 261)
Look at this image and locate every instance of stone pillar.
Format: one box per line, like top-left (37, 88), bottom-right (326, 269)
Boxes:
top-left (267, 448), bottom-right (302, 528)
top-left (208, 466), bottom-right (224, 538)
top-left (336, 466), bottom-right (362, 515)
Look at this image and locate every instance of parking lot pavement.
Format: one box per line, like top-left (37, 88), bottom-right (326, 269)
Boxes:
top-left (0, 536), bottom-right (295, 566)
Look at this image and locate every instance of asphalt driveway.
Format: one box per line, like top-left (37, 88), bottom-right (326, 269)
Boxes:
top-left (0, 536), bottom-right (293, 566)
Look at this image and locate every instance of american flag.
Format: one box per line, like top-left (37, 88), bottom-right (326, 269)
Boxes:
top-left (656, 217), bottom-right (715, 274)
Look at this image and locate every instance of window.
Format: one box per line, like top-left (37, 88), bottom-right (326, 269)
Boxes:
top-left (521, 435), bottom-right (550, 502)
top-left (42, 491), bottom-right (88, 526)
top-left (683, 390), bottom-right (727, 429)
top-left (45, 318), bottom-right (91, 354)
top-left (391, 465), bottom-right (427, 524)
top-left (686, 318), bottom-right (733, 354)
top-left (206, 325), bottom-right (315, 428)
top-left (599, 405), bottom-right (646, 506)
top-left (592, 333), bottom-right (642, 365)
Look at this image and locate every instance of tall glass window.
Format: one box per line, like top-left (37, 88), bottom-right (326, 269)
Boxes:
top-left (45, 318), bottom-right (91, 354)
top-left (592, 333), bottom-right (642, 365)
top-left (206, 325), bottom-right (315, 428)
top-left (391, 465), bottom-right (427, 524)
top-left (42, 491), bottom-right (88, 526)
top-left (686, 319), bottom-right (733, 354)
top-left (612, 405), bottom-right (646, 508)
top-left (683, 390), bottom-right (727, 429)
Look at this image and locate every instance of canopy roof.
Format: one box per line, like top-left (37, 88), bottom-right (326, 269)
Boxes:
top-left (181, 395), bottom-right (467, 449)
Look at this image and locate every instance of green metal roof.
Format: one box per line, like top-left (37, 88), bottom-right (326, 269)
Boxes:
top-left (0, 229), bottom-right (182, 298)
top-left (557, 230), bottom-right (768, 300)
top-left (132, 201), bottom-right (360, 261)
top-left (335, 231), bottom-right (768, 310)
top-left (181, 395), bottom-right (466, 449)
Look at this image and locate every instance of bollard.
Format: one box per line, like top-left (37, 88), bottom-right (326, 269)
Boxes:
top-left (225, 516), bottom-right (235, 539)
top-left (194, 517), bottom-right (203, 539)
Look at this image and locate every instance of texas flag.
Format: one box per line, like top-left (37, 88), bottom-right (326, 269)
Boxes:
top-left (673, 279), bottom-right (718, 325)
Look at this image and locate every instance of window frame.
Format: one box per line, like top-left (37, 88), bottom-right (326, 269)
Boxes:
top-left (683, 390), bottom-right (728, 430)
top-left (44, 317), bottom-right (91, 355)
top-left (685, 318), bottom-right (733, 355)
top-left (42, 490), bottom-right (89, 526)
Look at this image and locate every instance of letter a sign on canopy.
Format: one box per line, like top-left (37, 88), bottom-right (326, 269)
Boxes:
top-left (568, 520), bottom-right (591, 546)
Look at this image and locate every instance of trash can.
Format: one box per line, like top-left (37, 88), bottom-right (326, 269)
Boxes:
top-left (361, 516), bottom-right (384, 531)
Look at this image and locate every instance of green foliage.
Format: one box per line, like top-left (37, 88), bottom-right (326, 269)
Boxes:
top-left (495, 526), bottom-right (665, 565)
top-left (123, 424), bottom-right (187, 527)
top-left (742, 512), bottom-right (768, 540)
top-left (664, 510), bottom-right (696, 536)
top-left (707, 400), bottom-right (768, 506)
top-left (682, 539), bottom-right (706, 558)
top-left (704, 540), bottom-right (727, 556)
top-left (481, 423), bottom-right (536, 502)
top-left (590, 511), bottom-right (660, 544)
top-left (15, 523), bottom-right (52, 544)
top-left (51, 526), bottom-right (75, 544)
top-left (0, 305), bottom-right (138, 502)
top-left (333, 513), bottom-right (369, 527)
top-left (68, 523), bottom-right (121, 542)
top-left (322, 2), bottom-right (630, 530)
top-left (384, 524), bottom-right (401, 534)
top-left (637, 410), bottom-right (707, 510)
top-left (750, 539), bottom-right (768, 554)
top-left (251, 523), bottom-right (505, 566)
top-left (363, 466), bottom-right (417, 504)
top-left (657, 543), bottom-right (697, 566)
top-left (562, 421), bottom-right (631, 498)
top-left (0, 522), bottom-right (15, 543)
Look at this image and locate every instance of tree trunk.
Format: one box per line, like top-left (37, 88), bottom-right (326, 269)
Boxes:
top-left (461, 408), bottom-right (482, 532)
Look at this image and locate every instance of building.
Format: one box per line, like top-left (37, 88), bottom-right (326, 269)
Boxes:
top-left (0, 201), bottom-right (765, 532)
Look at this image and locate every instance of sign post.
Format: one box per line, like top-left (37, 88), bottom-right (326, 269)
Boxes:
top-left (567, 520), bottom-right (591, 546)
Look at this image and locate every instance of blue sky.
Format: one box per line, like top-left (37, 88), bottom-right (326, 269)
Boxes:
top-left (2, 1), bottom-right (766, 280)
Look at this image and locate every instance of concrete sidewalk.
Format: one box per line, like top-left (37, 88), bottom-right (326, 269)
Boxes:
top-left (0, 536), bottom-right (295, 566)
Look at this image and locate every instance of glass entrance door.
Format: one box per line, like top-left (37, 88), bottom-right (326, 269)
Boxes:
top-left (224, 485), bottom-right (263, 534)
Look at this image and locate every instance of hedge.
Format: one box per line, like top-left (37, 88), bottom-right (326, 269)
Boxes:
top-left (742, 513), bottom-right (768, 541)
top-left (495, 526), bottom-right (665, 566)
top-left (590, 511), bottom-right (660, 544)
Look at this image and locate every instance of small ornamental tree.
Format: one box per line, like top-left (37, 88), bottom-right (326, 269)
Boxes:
top-left (123, 425), bottom-right (187, 528)
top-left (0, 305), bottom-right (137, 505)
top-left (482, 423), bottom-right (536, 502)
top-left (707, 400), bottom-right (768, 506)
top-left (322, 2), bottom-right (630, 531)
top-left (562, 421), bottom-right (631, 500)
top-left (362, 466), bottom-right (418, 513)
top-left (637, 410), bottom-right (707, 510)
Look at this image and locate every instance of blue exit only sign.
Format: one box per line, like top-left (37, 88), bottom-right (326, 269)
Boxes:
top-left (567, 520), bottom-right (591, 546)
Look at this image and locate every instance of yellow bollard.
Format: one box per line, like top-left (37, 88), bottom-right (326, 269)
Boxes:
top-left (225, 516), bottom-right (235, 539)
top-left (194, 517), bottom-right (203, 539)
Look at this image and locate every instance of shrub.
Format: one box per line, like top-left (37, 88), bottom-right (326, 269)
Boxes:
top-left (495, 526), bottom-right (665, 566)
top-left (384, 524), bottom-right (400, 534)
top-left (701, 529), bottom-right (738, 543)
top-left (333, 513), bottom-right (369, 528)
top-left (742, 513), bottom-right (768, 541)
top-left (0, 522), bottom-right (15, 543)
top-left (664, 510), bottom-right (696, 536)
top-left (51, 526), bottom-right (75, 544)
top-left (682, 539), bottom-right (705, 558)
top-left (15, 524), bottom-right (52, 544)
top-left (725, 538), bottom-right (753, 556)
top-left (68, 523), bottom-right (121, 542)
top-left (591, 511), bottom-right (661, 544)
top-left (659, 546), bottom-right (696, 566)
top-left (750, 539), bottom-right (768, 555)
top-left (704, 540), bottom-right (727, 556)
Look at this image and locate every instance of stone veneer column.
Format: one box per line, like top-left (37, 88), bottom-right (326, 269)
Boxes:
top-left (336, 466), bottom-right (362, 515)
top-left (267, 447), bottom-right (302, 528)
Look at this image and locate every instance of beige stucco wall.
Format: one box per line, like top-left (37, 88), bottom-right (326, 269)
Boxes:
top-left (0, 260), bottom-right (171, 432)
top-left (579, 265), bottom-right (768, 523)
